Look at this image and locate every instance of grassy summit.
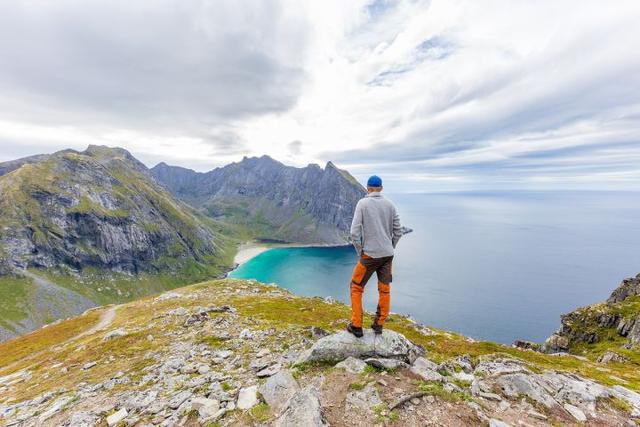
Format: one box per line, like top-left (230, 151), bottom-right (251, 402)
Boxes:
top-left (0, 279), bottom-right (638, 426)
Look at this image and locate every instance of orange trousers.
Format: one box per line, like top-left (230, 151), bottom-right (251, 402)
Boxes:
top-left (350, 254), bottom-right (393, 328)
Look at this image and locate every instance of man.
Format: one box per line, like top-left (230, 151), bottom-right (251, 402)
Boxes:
top-left (347, 175), bottom-right (403, 337)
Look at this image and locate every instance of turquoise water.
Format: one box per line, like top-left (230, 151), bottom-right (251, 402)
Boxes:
top-left (230, 191), bottom-right (640, 344)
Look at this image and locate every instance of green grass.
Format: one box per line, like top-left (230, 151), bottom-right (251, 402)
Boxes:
top-left (0, 309), bottom-right (102, 371)
top-left (0, 276), bottom-right (34, 328)
top-left (417, 381), bottom-right (473, 403)
top-left (248, 403), bottom-right (271, 422)
top-left (349, 381), bottom-right (366, 391)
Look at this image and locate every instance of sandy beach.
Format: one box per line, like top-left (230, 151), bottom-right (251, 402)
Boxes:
top-left (233, 242), bottom-right (272, 265)
top-left (232, 241), bottom-right (350, 269)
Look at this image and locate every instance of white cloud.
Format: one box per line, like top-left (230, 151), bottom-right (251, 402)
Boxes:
top-left (0, 0), bottom-right (639, 189)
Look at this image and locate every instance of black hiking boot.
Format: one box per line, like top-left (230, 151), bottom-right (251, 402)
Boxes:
top-left (346, 323), bottom-right (364, 338)
top-left (371, 321), bottom-right (383, 335)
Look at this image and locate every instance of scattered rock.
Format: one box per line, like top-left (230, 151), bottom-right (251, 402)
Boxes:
top-left (156, 292), bottom-right (181, 301)
top-left (597, 351), bottom-right (629, 364)
top-left (124, 390), bottom-right (158, 411)
top-left (489, 419), bottom-right (512, 427)
top-left (527, 409), bottom-right (548, 420)
top-left (512, 340), bottom-right (541, 351)
top-left (345, 383), bottom-right (382, 411)
top-left (477, 392), bottom-right (502, 402)
top-left (257, 363), bottom-right (282, 378)
top-left (410, 357), bottom-right (444, 382)
top-left (259, 371), bottom-right (300, 414)
top-left (107, 408), bottom-right (128, 426)
top-left (82, 361), bottom-right (97, 370)
top-left (103, 328), bottom-right (127, 341)
top-left (39, 395), bottom-right (75, 421)
top-left (256, 348), bottom-right (271, 358)
top-left (474, 358), bottom-right (527, 376)
top-left (335, 356), bottom-right (367, 374)
top-left (543, 333), bottom-right (570, 353)
top-left (275, 387), bottom-right (327, 427)
top-left (308, 326), bottom-right (330, 339)
top-left (495, 373), bottom-right (558, 408)
top-left (191, 397), bottom-right (219, 418)
top-left (169, 391), bottom-right (192, 409)
top-left (168, 307), bottom-right (189, 316)
top-left (63, 411), bottom-right (100, 427)
top-left (365, 357), bottom-right (408, 370)
top-left (564, 403), bottom-right (587, 422)
top-left (237, 385), bottom-right (259, 410)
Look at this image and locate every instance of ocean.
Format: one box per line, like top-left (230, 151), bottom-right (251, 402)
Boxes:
top-left (230, 191), bottom-right (640, 344)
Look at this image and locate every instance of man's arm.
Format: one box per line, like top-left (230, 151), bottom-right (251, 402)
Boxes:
top-left (392, 207), bottom-right (403, 248)
top-left (350, 201), bottom-right (364, 256)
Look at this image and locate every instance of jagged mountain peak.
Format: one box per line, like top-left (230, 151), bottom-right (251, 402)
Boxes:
top-left (151, 156), bottom-right (366, 244)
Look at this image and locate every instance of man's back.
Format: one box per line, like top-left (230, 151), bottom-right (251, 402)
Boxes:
top-left (350, 192), bottom-right (402, 258)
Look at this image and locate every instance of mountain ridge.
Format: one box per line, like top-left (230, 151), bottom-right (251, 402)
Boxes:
top-left (150, 154), bottom-right (366, 245)
top-left (0, 145), bottom-right (365, 342)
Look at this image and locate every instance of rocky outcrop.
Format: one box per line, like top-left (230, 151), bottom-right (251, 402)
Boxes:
top-left (151, 155), bottom-right (366, 244)
top-left (543, 273), bottom-right (640, 353)
top-left (1, 279), bottom-right (639, 426)
top-left (608, 273), bottom-right (640, 303)
top-left (0, 146), bottom-right (224, 341)
top-left (0, 145), bottom-right (218, 274)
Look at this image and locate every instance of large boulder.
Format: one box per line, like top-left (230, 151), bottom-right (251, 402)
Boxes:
top-left (297, 330), bottom-right (424, 364)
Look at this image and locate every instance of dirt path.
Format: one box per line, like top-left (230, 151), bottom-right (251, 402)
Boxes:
top-left (0, 271), bottom-right (118, 374)
top-left (64, 305), bottom-right (117, 342)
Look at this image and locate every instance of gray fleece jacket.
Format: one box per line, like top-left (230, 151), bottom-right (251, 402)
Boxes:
top-left (350, 192), bottom-right (403, 258)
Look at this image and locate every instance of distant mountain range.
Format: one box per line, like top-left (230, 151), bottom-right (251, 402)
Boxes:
top-left (0, 145), bottom-right (364, 340)
top-left (150, 155), bottom-right (365, 244)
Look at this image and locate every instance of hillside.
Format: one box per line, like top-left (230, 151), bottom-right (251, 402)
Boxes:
top-left (0, 146), bottom-right (232, 341)
top-left (544, 273), bottom-right (640, 363)
top-left (1, 278), bottom-right (639, 426)
top-left (151, 156), bottom-right (366, 244)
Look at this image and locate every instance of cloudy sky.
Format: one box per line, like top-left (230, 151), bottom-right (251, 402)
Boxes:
top-left (0, 0), bottom-right (639, 191)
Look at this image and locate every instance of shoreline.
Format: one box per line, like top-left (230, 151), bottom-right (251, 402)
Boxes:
top-left (231, 241), bottom-right (351, 273)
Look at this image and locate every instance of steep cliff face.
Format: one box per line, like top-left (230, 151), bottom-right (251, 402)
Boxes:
top-left (151, 156), bottom-right (366, 244)
top-left (544, 273), bottom-right (640, 355)
top-left (0, 145), bottom-right (218, 274)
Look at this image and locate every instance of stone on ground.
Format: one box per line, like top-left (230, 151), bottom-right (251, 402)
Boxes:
top-left (410, 357), bottom-right (444, 382)
top-left (345, 383), bottom-right (382, 411)
top-left (237, 385), bottom-right (259, 410)
top-left (564, 403), bottom-right (587, 422)
top-left (103, 328), bottom-right (127, 341)
top-left (335, 356), bottom-right (367, 374)
top-left (364, 357), bottom-right (408, 370)
top-left (107, 408), bottom-right (128, 426)
top-left (259, 371), bottom-right (300, 415)
top-left (191, 397), bottom-right (219, 418)
top-left (275, 387), bottom-right (327, 427)
top-left (489, 419), bottom-right (512, 427)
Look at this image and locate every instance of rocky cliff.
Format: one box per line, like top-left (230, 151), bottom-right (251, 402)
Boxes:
top-left (544, 273), bottom-right (640, 358)
top-left (151, 156), bottom-right (366, 244)
top-left (0, 145), bottom-right (218, 274)
top-left (1, 278), bottom-right (639, 426)
top-left (0, 146), bottom-right (228, 341)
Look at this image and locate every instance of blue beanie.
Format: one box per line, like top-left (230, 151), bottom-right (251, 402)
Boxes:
top-left (367, 175), bottom-right (382, 187)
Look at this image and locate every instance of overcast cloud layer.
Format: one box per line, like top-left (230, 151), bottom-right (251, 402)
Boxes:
top-left (0, 0), bottom-right (639, 191)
